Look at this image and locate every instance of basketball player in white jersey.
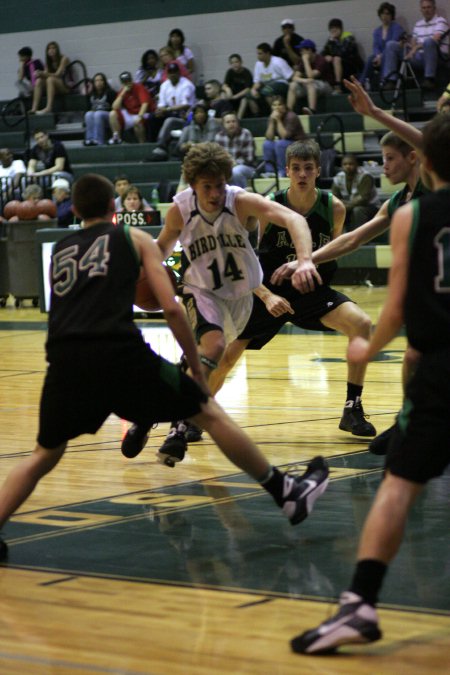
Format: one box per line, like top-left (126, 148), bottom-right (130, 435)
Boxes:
top-left (122, 141), bottom-right (322, 465)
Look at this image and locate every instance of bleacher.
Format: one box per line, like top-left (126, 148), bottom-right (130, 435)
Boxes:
top-left (0, 86), bottom-right (438, 289)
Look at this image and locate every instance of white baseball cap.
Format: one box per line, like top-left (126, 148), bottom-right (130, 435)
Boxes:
top-left (51, 178), bottom-right (70, 190)
top-left (281, 19), bottom-right (295, 27)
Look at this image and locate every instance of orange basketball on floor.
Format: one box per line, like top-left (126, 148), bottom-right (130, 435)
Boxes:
top-left (36, 198), bottom-right (57, 218)
top-left (17, 201), bottom-right (39, 220)
top-left (134, 265), bottom-right (179, 312)
top-left (3, 200), bottom-right (21, 220)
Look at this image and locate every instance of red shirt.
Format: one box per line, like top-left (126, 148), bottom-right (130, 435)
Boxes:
top-left (122, 83), bottom-right (155, 114)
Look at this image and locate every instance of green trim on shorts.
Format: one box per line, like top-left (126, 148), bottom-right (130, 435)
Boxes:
top-left (397, 396), bottom-right (413, 434)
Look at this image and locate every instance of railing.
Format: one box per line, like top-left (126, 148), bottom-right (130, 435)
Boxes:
top-left (315, 113), bottom-right (346, 156)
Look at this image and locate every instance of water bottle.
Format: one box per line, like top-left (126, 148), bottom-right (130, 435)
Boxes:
top-left (150, 188), bottom-right (159, 208)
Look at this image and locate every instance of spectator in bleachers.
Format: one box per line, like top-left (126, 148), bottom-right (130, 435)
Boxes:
top-left (272, 19), bottom-right (304, 67)
top-left (84, 73), bottom-right (116, 146)
top-left (159, 47), bottom-right (192, 82)
top-left (287, 39), bottom-right (334, 114)
top-left (214, 111), bottom-right (256, 188)
top-left (248, 43), bottom-right (293, 116)
top-left (382, 0), bottom-right (449, 91)
top-left (203, 79), bottom-right (234, 119)
top-left (113, 175), bottom-right (152, 211)
top-left (331, 154), bottom-right (379, 229)
top-left (262, 96), bottom-right (305, 176)
top-left (16, 47), bottom-right (44, 99)
top-left (167, 28), bottom-right (195, 77)
top-left (117, 185), bottom-right (154, 213)
top-left (109, 71), bottom-right (154, 144)
top-left (437, 81), bottom-right (450, 111)
top-left (222, 54), bottom-right (253, 119)
top-left (31, 41), bottom-right (72, 114)
top-left (176, 103), bottom-right (219, 157)
top-left (51, 177), bottom-right (74, 227)
top-left (134, 50), bottom-right (163, 98)
top-left (148, 62), bottom-right (196, 160)
top-left (321, 19), bottom-right (364, 93)
top-left (0, 149), bottom-right (26, 201)
top-left (359, 3), bottom-right (406, 89)
top-left (27, 129), bottom-right (73, 186)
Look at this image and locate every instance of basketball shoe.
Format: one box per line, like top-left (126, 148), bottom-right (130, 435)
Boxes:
top-left (0, 537), bottom-right (8, 561)
top-left (368, 424), bottom-right (395, 455)
top-left (282, 456), bottom-right (329, 525)
top-left (339, 399), bottom-right (376, 437)
top-left (291, 591), bottom-right (382, 654)
top-left (185, 422), bottom-right (203, 442)
top-left (157, 422), bottom-right (188, 467)
top-left (121, 424), bottom-right (150, 458)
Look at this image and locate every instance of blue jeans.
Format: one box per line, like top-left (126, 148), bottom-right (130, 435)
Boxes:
top-left (84, 110), bottom-right (110, 144)
top-left (263, 139), bottom-right (292, 176)
top-left (230, 164), bottom-right (255, 189)
top-left (382, 38), bottom-right (440, 81)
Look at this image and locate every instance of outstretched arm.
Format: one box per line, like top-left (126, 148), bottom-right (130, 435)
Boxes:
top-left (344, 76), bottom-right (423, 152)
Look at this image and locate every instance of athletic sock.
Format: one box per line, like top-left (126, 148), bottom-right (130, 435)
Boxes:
top-left (346, 382), bottom-right (363, 404)
top-left (349, 559), bottom-right (388, 606)
top-left (258, 466), bottom-right (285, 507)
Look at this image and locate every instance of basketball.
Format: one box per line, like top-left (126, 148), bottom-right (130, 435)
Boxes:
top-left (16, 201), bottom-right (39, 220)
top-left (134, 265), bottom-right (179, 312)
top-left (3, 200), bottom-right (21, 220)
top-left (37, 198), bottom-right (57, 218)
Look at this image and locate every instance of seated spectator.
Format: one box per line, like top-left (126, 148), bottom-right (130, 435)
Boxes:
top-left (84, 73), bottom-right (116, 146)
top-left (382, 0), bottom-right (449, 90)
top-left (51, 177), bottom-right (74, 227)
top-left (167, 28), bottom-right (195, 76)
top-left (15, 46), bottom-right (44, 99)
top-left (113, 174), bottom-right (151, 210)
top-left (0, 148), bottom-right (26, 201)
top-left (22, 184), bottom-right (43, 203)
top-left (287, 39), bottom-right (334, 114)
top-left (148, 62), bottom-right (196, 160)
top-left (159, 47), bottom-right (192, 82)
top-left (204, 79), bottom-right (234, 119)
top-left (272, 19), bottom-right (304, 66)
top-left (321, 19), bottom-right (364, 92)
top-left (248, 43), bottom-right (293, 115)
top-left (27, 129), bottom-right (73, 188)
top-left (215, 111), bottom-right (256, 188)
top-left (332, 154), bottom-right (379, 229)
top-left (31, 41), bottom-right (72, 114)
top-left (134, 49), bottom-right (163, 98)
top-left (118, 185), bottom-right (154, 213)
top-left (109, 71), bottom-right (155, 144)
top-left (262, 96), bottom-right (305, 176)
top-left (359, 3), bottom-right (405, 89)
top-left (176, 103), bottom-right (218, 157)
top-left (222, 54), bottom-right (253, 119)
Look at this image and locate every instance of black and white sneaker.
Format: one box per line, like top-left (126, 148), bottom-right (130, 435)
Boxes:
top-left (291, 591), bottom-right (382, 654)
top-left (157, 422), bottom-right (187, 468)
top-left (0, 537), bottom-right (8, 561)
top-left (368, 424), bottom-right (395, 455)
top-left (282, 456), bottom-right (329, 525)
top-left (121, 424), bottom-right (150, 458)
top-left (185, 421), bottom-right (203, 443)
top-left (339, 399), bottom-right (376, 437)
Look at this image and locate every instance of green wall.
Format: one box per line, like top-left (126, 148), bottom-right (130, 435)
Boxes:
top-left (1, 0), bottom-right (338, 34)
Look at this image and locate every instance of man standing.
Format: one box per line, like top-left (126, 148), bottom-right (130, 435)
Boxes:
top-left (109, 71), bottom-right (154, 144)
top-left (0, 172), bottom-right (330, 562)
top-left (121, 142), bottom-right (322, 463)
top-left (148, 62), bottom-right (196, 160)
top-left (214, 111), bottom-right (256, 189)
top-left (291, 112), bottom-right (450, 656)
top-left (211, 140), bottom-right (376, 438)
top-left (382, 0), bottom-right (449, 90)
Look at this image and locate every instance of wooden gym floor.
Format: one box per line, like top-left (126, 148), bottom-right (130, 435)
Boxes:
top-left (0, 285), bottom-right (448, 674)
